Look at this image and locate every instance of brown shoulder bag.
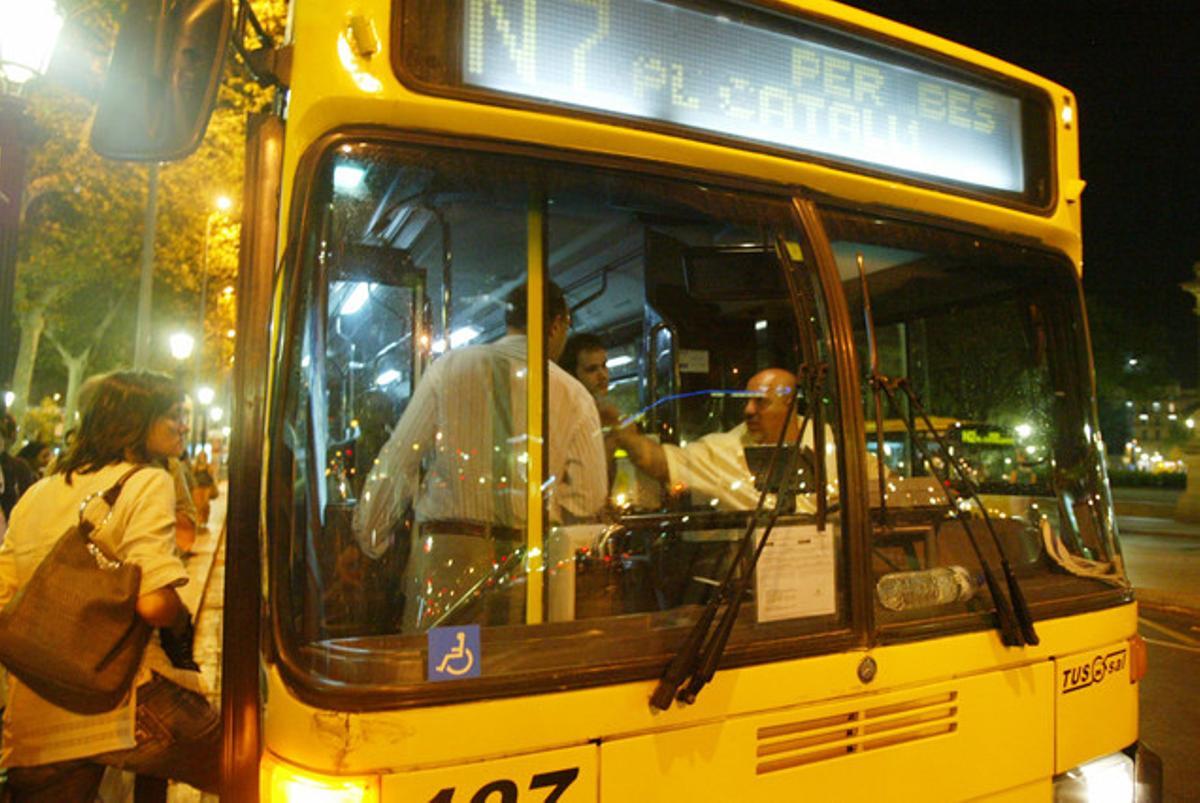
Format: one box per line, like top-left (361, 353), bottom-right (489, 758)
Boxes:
top-left (0, 467), bottom-right (152, 713)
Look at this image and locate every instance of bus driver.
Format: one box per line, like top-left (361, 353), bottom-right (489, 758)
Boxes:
top-left (601, 368), bottom-right (838, 511)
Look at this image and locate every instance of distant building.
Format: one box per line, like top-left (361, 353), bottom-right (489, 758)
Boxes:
top-left (1125, 386), bottom-right (1199, 471)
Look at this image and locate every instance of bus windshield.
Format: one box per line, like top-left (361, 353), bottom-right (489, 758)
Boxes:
top-left (825, 208), bottom-right (1128, 630)
top-left (269, 140), bottom-right (848, 699)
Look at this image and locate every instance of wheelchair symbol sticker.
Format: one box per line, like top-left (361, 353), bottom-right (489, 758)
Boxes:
top-left (428, 625), bottom-right (481, 681)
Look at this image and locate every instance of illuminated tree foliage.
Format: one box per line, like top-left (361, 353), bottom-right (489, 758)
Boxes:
top-left (11, 0), bottom-right (286, 433)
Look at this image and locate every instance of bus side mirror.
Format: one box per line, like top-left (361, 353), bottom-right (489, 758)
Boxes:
top-left (91, 0), bottom-right (232, 162)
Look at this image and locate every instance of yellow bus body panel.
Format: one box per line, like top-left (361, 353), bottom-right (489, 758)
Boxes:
top-left (598, 665), bottom-right (1053, 802)
top-left (262, 605), bottom-right (1136, 800)
top-left (1054, 640), bottom-right (1139, 774)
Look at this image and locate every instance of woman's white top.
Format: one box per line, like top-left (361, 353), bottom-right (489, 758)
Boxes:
top-left (0, 462), bottom-right (199, 767)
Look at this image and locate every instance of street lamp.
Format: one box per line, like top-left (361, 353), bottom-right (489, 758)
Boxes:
top-left (0, 0), bottom-right (64, 393)
top-left (169, 331), bottom-right (195, 362)
top-left (0, 1), bottom-right (64, 85)
top-left (194, 384), bottom-right (215, 452)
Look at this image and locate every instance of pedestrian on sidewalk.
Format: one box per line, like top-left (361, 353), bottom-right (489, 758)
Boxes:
top-left (190, 452), bottom-right (217, 531)
top-left (1, 415), bottom-right (36, 527)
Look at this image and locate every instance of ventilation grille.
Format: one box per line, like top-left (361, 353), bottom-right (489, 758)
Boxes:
top-left (755, 691), bottom-right (958, 775)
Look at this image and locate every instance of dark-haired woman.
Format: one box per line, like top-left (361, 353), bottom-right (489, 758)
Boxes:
top-left (0, 371), bottom-right (220, 801)
top-left (15, 441), bottom-right (52, 479)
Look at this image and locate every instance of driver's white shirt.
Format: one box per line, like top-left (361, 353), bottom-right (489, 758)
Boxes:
top-left (662, 423), bottom-right (839, 511)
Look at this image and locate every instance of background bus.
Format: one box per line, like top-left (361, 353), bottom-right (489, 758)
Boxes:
top-left (90, 0), bottom-right (1157, 800)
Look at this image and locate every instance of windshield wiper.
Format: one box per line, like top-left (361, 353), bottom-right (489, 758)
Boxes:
top-left (856, 253), bottom-right (891, 528)
top-left (880, 377), bottom-right (1039, 645)
top-left (855, 253), bottom-right (1036, 647)
top-left (650, 362), bottom-right (823, 710)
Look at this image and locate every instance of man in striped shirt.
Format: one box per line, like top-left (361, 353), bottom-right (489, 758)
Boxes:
top-left (354, 282), bottom-right (607, 630)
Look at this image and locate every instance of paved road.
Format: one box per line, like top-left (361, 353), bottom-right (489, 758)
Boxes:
top-left (1125, 529), bottom-right (1200, 610)
top-left (1136, 603), bottom-right (1200, 803)
top-left (1115, 493), bottom-right (1200, 803)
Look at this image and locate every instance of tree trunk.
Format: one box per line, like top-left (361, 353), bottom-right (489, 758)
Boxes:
top-left (48, 299), bottom-right (122, 427)
top-left (61, 349), bottom-right (88, 430)
top-left (9, 302), bottom-right (46, 430)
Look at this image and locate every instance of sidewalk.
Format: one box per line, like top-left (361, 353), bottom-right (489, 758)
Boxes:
top-left (1112, 487), bottom-right (1200, 612)
top-left (1111, 486), bottom-right (1184, 519)
top-left (167, 484), bottom-right (227, 803)
top-left (100, 485), bottom-right (228, 803)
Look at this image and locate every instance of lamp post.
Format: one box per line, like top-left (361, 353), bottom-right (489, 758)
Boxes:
top-left (195, 384), bottom-right (214, 453)
top-left (194, 195), bottom-right (231, 436)
top-left (168, 331), bottom-right (195, 455)
top-left (0, 0), bottom-right (64, 392)
top-left (199, 196), bottom-right (232, 351)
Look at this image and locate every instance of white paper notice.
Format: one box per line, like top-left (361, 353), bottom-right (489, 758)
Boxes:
top-left (755, 524), bottom-right (836, 622)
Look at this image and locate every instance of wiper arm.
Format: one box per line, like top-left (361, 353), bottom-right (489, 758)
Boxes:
top-left (873, 377), bottom-right (1036, 646)
top-left (678, 401), bottom-right (820, 705)
top-left (855, 253), bottom-right (891, 526)
top-left (853, 252), bottom-right (1034, 647)
top-left (650, 372), bottom-right (812, 710)
top-left (889, 377), bottom-right (1039, 645)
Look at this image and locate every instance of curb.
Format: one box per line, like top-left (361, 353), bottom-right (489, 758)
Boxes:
top-left (1136, 587), bottom-right (1200, 613)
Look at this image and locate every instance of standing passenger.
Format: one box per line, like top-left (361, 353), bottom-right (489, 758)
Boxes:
top-left (15, 442), bottom-right (52, 479)
top-left (354, 282), bottom-right (608, 630)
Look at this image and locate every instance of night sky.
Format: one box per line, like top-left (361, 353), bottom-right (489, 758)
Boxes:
top-left (844, 1), bottom-right (1200, 387)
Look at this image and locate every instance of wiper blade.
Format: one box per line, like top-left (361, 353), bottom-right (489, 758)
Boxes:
top-left (651, 365), bottom-right (821, 710)
top-left (888, 377), bottom-right (1039, 645)
top-left (853, 251), bottom-right (1034, 647)
top-left (681, 422), bottom-right (811, 705)
top-left (873, 377), bottom-right (1037, 646)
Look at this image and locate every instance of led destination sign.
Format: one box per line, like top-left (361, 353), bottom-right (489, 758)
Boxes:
top-left (458, 0), bottom-right (1027, 192)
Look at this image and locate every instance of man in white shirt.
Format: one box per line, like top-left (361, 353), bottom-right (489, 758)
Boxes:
top-left (354, 282), bottom-right (607, 631)
top-left (604, 368), bottom-right (837, 511)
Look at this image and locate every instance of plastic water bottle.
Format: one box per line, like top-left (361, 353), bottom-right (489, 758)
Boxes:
top-left (876, 566), bottom-right (978, 611)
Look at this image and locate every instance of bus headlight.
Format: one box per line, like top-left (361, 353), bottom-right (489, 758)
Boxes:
top-left (262, 752), bottom-right (381, 802)
top-left (1054, 752), bottom-right (1134, 802)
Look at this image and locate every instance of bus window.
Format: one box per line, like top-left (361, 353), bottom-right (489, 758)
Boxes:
top-left (825, 208), bottom-right (1124, 629)
top-left (270, 142), bottom-right (846, 696)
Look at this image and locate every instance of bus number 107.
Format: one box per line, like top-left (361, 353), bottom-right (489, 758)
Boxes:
top-left (430, 767), bottom-right (580, 803)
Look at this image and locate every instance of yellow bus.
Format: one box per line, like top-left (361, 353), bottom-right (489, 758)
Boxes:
top-left (92, 0), bottom-right (1159, 799)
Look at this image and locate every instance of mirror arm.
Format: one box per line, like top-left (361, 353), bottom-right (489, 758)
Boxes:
top-left (237, 0), bottom-right (274, 48)
top-left (232, 2), bottom-right (289, 88)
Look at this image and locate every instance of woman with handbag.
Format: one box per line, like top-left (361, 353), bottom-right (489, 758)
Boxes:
top-left (0, 371), bottom-right (220, 801)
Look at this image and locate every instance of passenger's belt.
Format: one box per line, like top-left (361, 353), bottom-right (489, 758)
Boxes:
top-left (420, 519), bottom-right (524, 541)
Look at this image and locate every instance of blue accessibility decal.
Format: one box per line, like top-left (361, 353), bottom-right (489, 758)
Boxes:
top-left (427, 625), bottom-right (481, 681)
